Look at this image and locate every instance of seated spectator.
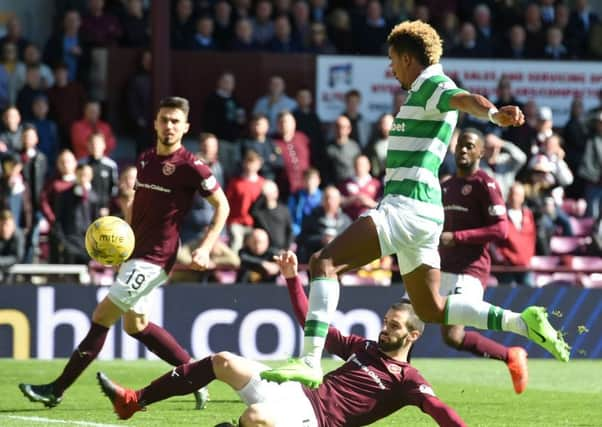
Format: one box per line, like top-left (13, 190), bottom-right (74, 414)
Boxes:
top-left (80, 0), bottom-right (123, 48)
top-left (524, 3), bottom-right (546, 58)
top-left (53, 163), bottom-right (99, 264)
top-left (229, 18), bottom-right (260, 52)
top-left (30, 95), bottom-right (58, 169)
top-left (473, 3), bottom-right (496, 57)
top-left (342, 89), bottom-right (372, 150)
top-left (212, 0), bottom-right (234, 50)
top-left (44, 10), bottom-right (87, 83)
top-left (339, 154), bottom-right (381, 220)
top-left (292, 88), bottom-right (325, 174)
top-left (0, 105), bottom-right (23, 152)
top-left (578, 111), bottom-right (602, 218)
top-left (535, 134), bottom-right (574, 189)
top-left (291, 0), bottom-right (312, 49)
top-left (171, 0), bottom-right (195, 50)
top-left (480, 132), bottom-right (527, 200)
top-left (252, 75), bottom-right (297, 134)
top-left (288, 167), bottom-right (322, 237)
top-left (0, 154), bottom-right (32, 236)
top-left (119, 0), bottom-right (149, 47)
top-left (189, 15), bottom-right (217, 51)
top-left (327, 8), bottom-right (353, 54)
top-left (0, 209), bottom-right (24, 279)
top-left (126, 50), bottom-right (152, 155)
top-left (251, 180), bottom-right (293, 252)
top-left (491, 183), bottom-right (536, 287)
top-left (225, 150), bottom-right (265, 254)
top-left (0, 15), bottom-right (29, 60)
top-left (240, 114), bottom-right (282, 181)
top-left (500, 25), bottom-right (528, 59)
top-left (357, 0), bottom-right (390, 55)
top-left (542, 26), bottom-right (568, 59)
top-left (15, 43), bottom-right (54, 91)
top-left (449, 23), bottom-right (486, 57)
top-left (251, 0), bottom-right (275, 46)
top-left (202, 72), bottom-right (244, 142)
top-left (70, 100), bottom-right (116, 159)
top-left (306, 22), bottom-right (336, 54)
top-left (365, 113), bottom-right (393, 178)
top-left (0, 63), bottom-right (8, 111)
top-left (1, 42), bottom-right (24, 105)
top-left (566, 0), bottom-right (599, 59)
top-left (198, 132), bottom-right (225, 186)
top-left (296, 185), bottom-right (351, 263)
top-left (494, 76), bottom-right (523, 110)
top-left (266, 15), bottom-right (303, 53)
top-left (324, 115), bottom-right (361, 186)
top-left (78, 132), bottom-right (118, 212)
top-left (109, 164), bottom-right (136, 216)
top-left (16, 66), bottom-right (47, 121)
top-left (273, 111), bottom-right (310, 198)
top-left (236, 227), bottom-right (280, 284)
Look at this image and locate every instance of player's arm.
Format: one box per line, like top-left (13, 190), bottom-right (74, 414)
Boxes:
top-left (421, 395), bottom-right (467, 427)
top-left (191, 187), bottom-right (230, 270)
top-left (448, 92), bottom-right (524, 128)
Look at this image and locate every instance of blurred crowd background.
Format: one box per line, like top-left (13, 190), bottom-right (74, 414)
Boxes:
top-left (0, 0), bottom-right (601, 287)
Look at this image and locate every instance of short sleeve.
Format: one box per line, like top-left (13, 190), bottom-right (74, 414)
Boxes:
top-left (192, 159), bottom-right (220, 197)
top-left (400, 367), bottom-right (437, 408)
top-left (436, 87), bottom-right (468, 113)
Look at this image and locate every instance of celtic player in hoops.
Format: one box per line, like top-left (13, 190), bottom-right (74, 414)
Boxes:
top-left (261, 20), bottom-right (569, 388)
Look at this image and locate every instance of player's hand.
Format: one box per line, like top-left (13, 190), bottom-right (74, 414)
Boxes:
top-left (273, 250), bottom-right (298, 279)
top-left (440, 231), bottom-right (455, 247)
top-left (190, 247), bottom-right (212, 271)
top-left (493, 106), bottom-right (525, 127)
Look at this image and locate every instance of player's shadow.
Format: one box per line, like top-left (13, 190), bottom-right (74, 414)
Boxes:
top-left (0, 408), bottom-right (57, 413)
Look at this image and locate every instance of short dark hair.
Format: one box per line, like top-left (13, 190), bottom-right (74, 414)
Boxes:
top-left (460, 127), bottom-right (484, 144)
top-left (345, 89), bottom-right (361, 100)
top-left (158, 96), bottom-right (190, 117)
top-left (390, 301), bottom-right (425, 334)
top-left (199, 132), bottom-right (217, 143)
top-left (0, 209), bottom-right (13, 221)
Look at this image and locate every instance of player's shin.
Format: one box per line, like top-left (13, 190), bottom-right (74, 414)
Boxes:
top-left (301, 277), bottom-right (340, 367)
top-left (444, 295), bottom-right (527, 336)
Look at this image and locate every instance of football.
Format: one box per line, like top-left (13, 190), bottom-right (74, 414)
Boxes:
top-left (85, 216), bottom-right (135, 266)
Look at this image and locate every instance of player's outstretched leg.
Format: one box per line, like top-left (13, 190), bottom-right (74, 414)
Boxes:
top-left (520, 306), bottom-right (570, 362)
top-left (18, 383), bottom-right (62, 408)
top-left (97, 372), bottom-right (144, 420)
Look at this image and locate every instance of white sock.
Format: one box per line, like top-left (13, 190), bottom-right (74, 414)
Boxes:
top-left (445, 295), bottom-right (527, 336)
top-left (301, 277), bottom-right (340, 368)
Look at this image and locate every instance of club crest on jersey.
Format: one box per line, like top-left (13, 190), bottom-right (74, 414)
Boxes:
top-left (162, 162), bottom-right (176, 176)
top-left (387, 364), bottom-right (402, 375)
top-left (461, 184), bottom-right (472, 195)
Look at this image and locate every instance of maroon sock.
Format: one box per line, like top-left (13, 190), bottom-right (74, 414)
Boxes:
top-left (136, 356), bottom-right (215, 406)
top-left (460, 331), bottom-right (508, 361)
top-left (53, 322), bottom-right (109, 396)
top-left (131, 322), bottom-right (191, 366)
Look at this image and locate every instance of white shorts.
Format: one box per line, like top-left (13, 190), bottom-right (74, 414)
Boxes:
top-left (107, 259), bottom-right (168, 314)
top-left (439, 272), bottom-right (484, 300)
top-left (238, 362), bottom-right (318, 427)
top-left (361, 195), bottom-right (443, 275)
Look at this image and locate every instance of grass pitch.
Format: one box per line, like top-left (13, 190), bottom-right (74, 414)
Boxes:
top-left (0, 359), bottom-right (600, 426)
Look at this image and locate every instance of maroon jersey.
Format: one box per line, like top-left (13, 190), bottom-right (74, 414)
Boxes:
top-left (303, 331), bottom-right (437, 427)
top-left (130, 147), bottom-right (219, 271)
top-left (440, 169), bottom-right (507, 287)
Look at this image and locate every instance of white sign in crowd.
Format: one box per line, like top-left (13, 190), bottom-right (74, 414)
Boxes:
top-left (316, 55), bottom-right (602, 125)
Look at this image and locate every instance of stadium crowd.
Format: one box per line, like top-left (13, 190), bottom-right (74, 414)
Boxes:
top-left (0, 0), bottom-right (601, 286)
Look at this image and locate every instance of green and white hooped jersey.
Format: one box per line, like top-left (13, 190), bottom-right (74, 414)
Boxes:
top-left (385, 63), bottom-right (466, 224)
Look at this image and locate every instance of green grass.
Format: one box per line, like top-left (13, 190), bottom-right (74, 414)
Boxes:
top-left (0, 359), bottom-right (600, 426)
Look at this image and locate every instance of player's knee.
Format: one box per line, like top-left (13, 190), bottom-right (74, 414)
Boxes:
top-left (412, 303), bottom-right (445, 323)
top-left (441, 328), bottom-right (463, 349)
top-left (240, 404), bottom-right (272, 427)
top-left (309, 250), bottom-right (334, 277)
top-left (211, 351), bottom-right (235, 376)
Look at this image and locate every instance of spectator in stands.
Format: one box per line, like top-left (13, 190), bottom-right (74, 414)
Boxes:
top-left (339, 154), bottom-right (381, 220)
top-left (44, 10), bottom-right (87, 83)
top-left (252, 0), bottom-right (276, 46)
top-left (171, 0), bottom-right (195, 50)
top-left (212, 0), bottom-right (234, 50)
top-left (472, 3), bottom-right (495, 57)
top-left (439, 129), bottom-right (459, 182)
top-left (119, 0), bottom-right (149, 47)
top-left (240, 113), bottom-right (282, 181)
top-left (0, 15), bottom-right (29, 60)
top-left (226, 149), bottom-right (265, 254)
top-left (70, 100), bottom-right (116, 159)
top-left (232, 0), bottom-right (252, 20)
top-left (494, 76), bottom-right (523, 110)
top-left (357, 0), bottom-right (390, 55)
top-left (15, 44), bottom-right (54, 91)
top-left (341, 89), bottom-right (371, 150)
top-left (202, 71), bottom-right (244, 142)
top-left (125, 50), bottom-right (152, 155)
top-left (555, 4), bottom-right (571, 33)
top-left (273, 111), bottom-right (310, 198)
top-left (307, 22), bottom-right (337, 54)
top-left (327, 8), bottom-right (354, 54)
top-left (540, 0), bottom-right (556, 26)
top-left (566, 0), bottom-right (599, 58)
top-left (578, 111), bottom-right (602, 219)
top-left (251, 179), bottom-right (293, 252)
top-left (110, 164), bottom-right (136, 216)
top-left (480, 132), bottom-right (527, 199)
top-left (20, 124), bottom-right (47, 262)
top-left (0, 106), bottom-right (23, 152)
top-left (0, 153), bottom-right (32, 234)
top-left (54, 163), bottom-right (98, 264)
top-left (492, 0), bottom-right (522, 35)
top-left (78, 132), bottom-right (118, 212)
top-left (563, 96), bottom-right (588, 198)
top-left (0, 209), bottom-right (24, 278)
top-left (292, 88), bottom-right (324, 172)
top-left (267, 15), bottom-right (303, 53)
top-left (538, 134), bottom-right (574, 189)
top-left (310, 0), bottom-right (329, 23)
top-left (500, 25), bottom-right (528, 59)
top-left (542, 26), bottom-right (568, 59)
top-left (1, 42), bottom-right (23, 105)
top-left (449, 22), bottom-right (484, 58)
top-left (297, 185), bottom-right (351, 263)
top-left (325, 115), bottom-right (361, 185)
top-left (16, 66), bottom-right (47, 121)
top-left (364, 113), bottom-right (392, 179)
top-left (492, 182), bottom-right (536, 287)
top-left (524, 3), bottom-right (546, 58)
top-left (189, 15), bottom-right (217, 51)
top-left (80, 0), bottom-right (123, 48)
top-left (198, 132), bottom-right (225, 187)
top-left (252, 75), bottom-right (297, 134)
top-left (0, 64), bottom-right (8, 110)
top-left (229, 17), bottom-right (260, 51)
top-left (274, 0), bottom-right (293, 17)
top-left (288, 167), bottom-right (322, 237)
top-left (30, 95), bottom-right (58, 173)
top-left (529, 105), bottom-right (555, 155)
top-left (438, 11), bottom-right (460, 51)
top-left (236, 227), bottom-right (280, 284)
top-left (292, 0), bottom-right (312, 50)
top-left (47, 62), bottom-right (87, 147)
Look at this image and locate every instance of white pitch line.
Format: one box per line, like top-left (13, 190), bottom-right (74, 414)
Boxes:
top-left (3, 415), bottom-right (127, 427)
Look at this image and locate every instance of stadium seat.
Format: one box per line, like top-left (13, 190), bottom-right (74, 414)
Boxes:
top-left (530, 255), bottom-right (561, 270)
top-left (568, 216), bottom-right (595, 237)
top-left (568, 256), bottom-right (602, 271)
top-left (549, 236), bottom-right (587, 255)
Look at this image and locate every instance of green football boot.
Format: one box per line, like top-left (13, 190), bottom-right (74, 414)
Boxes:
top-left (520, 306), bottom-right (570, 362)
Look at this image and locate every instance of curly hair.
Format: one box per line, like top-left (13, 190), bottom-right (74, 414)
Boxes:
top-left (387, 20), bottom-right (443, 66)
